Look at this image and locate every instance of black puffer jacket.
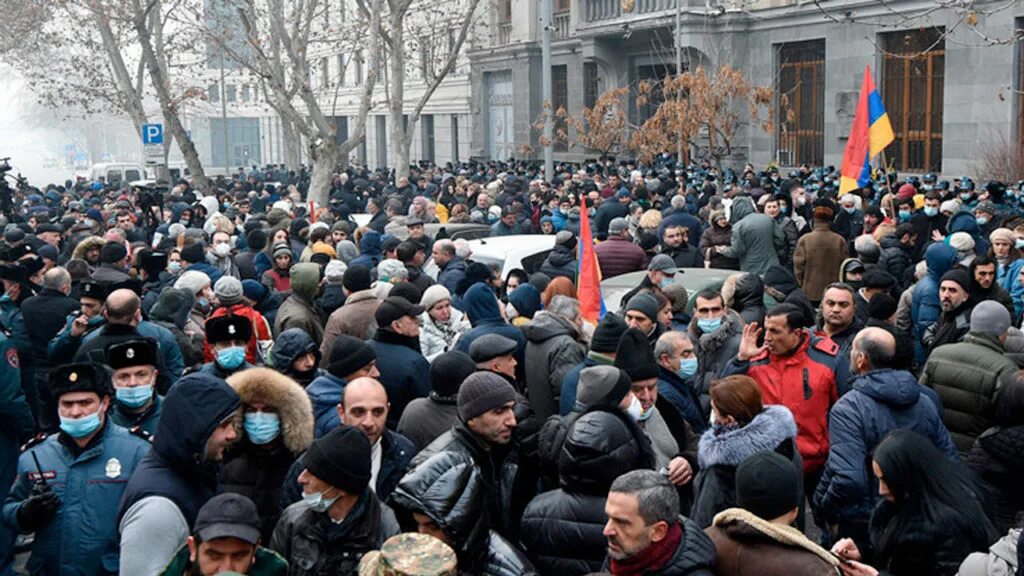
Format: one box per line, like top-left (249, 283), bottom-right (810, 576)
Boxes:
top-left (732, 273), bottom-right (766, 328)
top-left (522, 408), bottom-right (653, 575)
top-left (539, 243), bottom-right (578, 282)
top-left (967, 425), bottom-right (1024, 534)
top-left (389, 450), bottom-right (538, 576)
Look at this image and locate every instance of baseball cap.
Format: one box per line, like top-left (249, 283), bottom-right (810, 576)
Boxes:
top-left (194, 493), bottom-right (261, 545)
top-left (647, 254), bottom-right (679, 275)
top-left (375, 296), bottom-right (425, 327)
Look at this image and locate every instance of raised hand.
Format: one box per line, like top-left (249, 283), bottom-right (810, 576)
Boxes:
top-left (736, 321), bottom-right (766, 362)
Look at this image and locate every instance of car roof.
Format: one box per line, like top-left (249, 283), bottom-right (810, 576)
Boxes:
top-left (601, 268), bottom-right (739, 313)
top-left (468, 235), bottom-right (556, 259)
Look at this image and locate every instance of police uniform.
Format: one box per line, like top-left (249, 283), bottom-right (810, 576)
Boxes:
top-left (47, 281), bottom-right (108, 362)
top-left (195, 315), bottom-right (255, 379)
top-left (106, 339), bottom-right (164, 436)
top-left (0, 363), bottom-right (150, 576)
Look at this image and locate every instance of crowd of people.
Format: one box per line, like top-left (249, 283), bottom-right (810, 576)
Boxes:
top-left (0, 158), bottom-right (1022, 576)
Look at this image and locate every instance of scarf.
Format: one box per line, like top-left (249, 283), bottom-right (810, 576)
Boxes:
top-left (373, 327), bottom-right (422, 354)
top-left (609, 521), bottom-right (682, 576)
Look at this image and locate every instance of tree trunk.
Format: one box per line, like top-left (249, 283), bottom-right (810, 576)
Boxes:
top-left (93, 8), bottom-right (148, 134)
top-left (389, 9), bottom-right (406, 180)
top-left (307, 135), bottom-right (338, 206)
top-left (132, 0), bottom-right (210, 191)
top-left (281, 116), bottom-right (300, 170)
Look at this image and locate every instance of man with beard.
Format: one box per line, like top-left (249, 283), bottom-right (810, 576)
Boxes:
top-left (968, 256), bottom-right (1015, 317)
top-left (923, 269), bottom-right (973, 353)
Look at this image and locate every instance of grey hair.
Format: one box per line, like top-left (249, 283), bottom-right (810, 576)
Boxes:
top-left (42, 267), bottom-right (71, 291)
top-left (434, 238), bottom-right (455, 257)
top-left (547, 295), bottom-right (580, 320)
top-left (654, 330), bottom-right (690, 360)
top-left (453, 238), bottom-right (472, 259)
top-left (670, 195), bottom-right (686, 210)
top-left (376, 258), bottom-right (408, 282)
top-left (609, 470), bottom-right (679, 526)
top-left (914, 260), bottom-right (928, 281)
top-left (853, 234), bottom-right (879, 257)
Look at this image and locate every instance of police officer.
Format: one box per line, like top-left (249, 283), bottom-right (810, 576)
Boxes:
top-left (200, 315), bottom-right (255, 379)
top-left (107, 338), bottom-right (163, 435)
top-left (47, 280), bottom-right (107, 364)
top-left (1, 362), bottom-right (150, 576)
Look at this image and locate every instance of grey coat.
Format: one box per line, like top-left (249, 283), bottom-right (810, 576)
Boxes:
top-left (522, 312), bottom-right (587, 421)
top-left (719, 197), bottom-right (785, 276)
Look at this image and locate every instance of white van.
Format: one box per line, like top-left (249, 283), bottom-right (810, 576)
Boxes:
top-left (89, 163), bottom-right (145, 185)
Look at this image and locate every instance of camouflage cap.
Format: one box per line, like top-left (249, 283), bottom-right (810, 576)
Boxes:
top-left (358, 533), bottom-right (457, 576)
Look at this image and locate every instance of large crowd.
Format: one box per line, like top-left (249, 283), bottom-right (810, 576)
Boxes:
top-left (0, 158), bottom-right (1022, 576)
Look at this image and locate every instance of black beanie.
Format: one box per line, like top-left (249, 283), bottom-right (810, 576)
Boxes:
top-left (735, 451), bottom-right (800, 520)
top-left (303, 425), bottom-right (372, 494)
top-left (867, 292), bottom-right (898, 321)
top-left (614, 328), bottom-right (660, 381)
top-left (457, 371), bottom-right (516, 421)
top-left (390, 281), bottom-right (422, 305)
top-left (247, 229), bottom-right (268, 251)
top-left (939, 268), bottom-right (970, 293)
top-left (591, 313), bottom-right (628, 353)
top-left (327, 335), bottom-right (376, 378)
top-left (100, 241), bottom-right (128, 264)
top-left (429, 351), bottom-right (476, 398)
top-left (343, 264), bottom-right (372, 293)
top-left (180, 242), bottom-right (206, 265)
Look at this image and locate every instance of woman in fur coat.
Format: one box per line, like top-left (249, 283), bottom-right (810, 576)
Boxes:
top-left (220, 367), bottom-right (314, 542)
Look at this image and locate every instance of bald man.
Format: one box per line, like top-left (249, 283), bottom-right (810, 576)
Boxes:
top-left (75, 289), bottom-right (185, 391)
top-left (813, 326), bottom-right (956, 557)
top-left (282, 378), bottom-right (414, 505)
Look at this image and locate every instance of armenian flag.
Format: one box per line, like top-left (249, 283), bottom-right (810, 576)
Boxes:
top-left (839, 66), bottom-right (895, 195)
top-left (576, 201), bottom-right (605, 324)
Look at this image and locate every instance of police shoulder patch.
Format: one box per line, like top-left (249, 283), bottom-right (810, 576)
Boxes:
top-left (20, 433), bottom-right (47, 452)
top-left (129, 426), bottom-right (153, 443)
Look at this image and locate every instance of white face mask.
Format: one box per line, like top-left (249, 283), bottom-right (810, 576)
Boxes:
top-left (213, 243), bottom-right (231, 257)
top-left (626, 395), bottom-right (643, 422)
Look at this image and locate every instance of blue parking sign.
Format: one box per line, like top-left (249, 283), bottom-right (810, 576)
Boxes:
top-left (142, 124), bottom-right (164, 145)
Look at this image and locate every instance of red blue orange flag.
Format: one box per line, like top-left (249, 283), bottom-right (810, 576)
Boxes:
top-left (839, 66), bottom-right (895, 195)
top-left (576, 201), bottom-right (605, 324)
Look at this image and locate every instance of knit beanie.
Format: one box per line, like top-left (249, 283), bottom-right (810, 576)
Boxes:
top-left (100, 241), bottom-right (128, 264)
top-left (312, 241), bottom-right (337, 258)
top-left (272, 242), bottom-right (292, 259)
top-left (947, 232), bottom-right (975, 252)
top-left (591, 312), bottom-right (628, 353)
top-left (576, 365), bottom-right (632, 408)
top-left (303, 425), bottom-right (372, 495)
top-left (735, 451), bottom-right (801, 521)
top-left (970, 300), bottom-right (1011, 336)
top-left (990, 228), bottom-right (1014, 246)
top-left (326, 335), bottom-right (377, 379)
top-left (555, 230), bottom-right (577, 251)
top-left (335, 240), bottom-right (358, 264)
top-left (457, 371), bottom-right (516, 421)
top-left (390, 282), bottom-right (422, 306)
top-left (614, 328), bottom-right (660, 381)
top-left (429, 351), bottom-right (476, 399)
top-left (247, 229), bottom-right (268, 251)
top-left (867, 293), bottom-right (898, 321)
top-left (214, 276), bottom-right (243, 307)
top-left (324, 260), bottom-right (347, 283)
top-left (420, 285), bottom-right (452, 311)
top-left (241, 279), bottom-right (266, 303)
top-left (939, 268), bottom-right (970, 292)
top-left (174, 270), bottom-right (211, 296)
top-left (180, 241), bottom-right (206, 265)
top-left (343, 265), bottom-right (372, 293)
top-left (625, 292), bottom-right (659, 322)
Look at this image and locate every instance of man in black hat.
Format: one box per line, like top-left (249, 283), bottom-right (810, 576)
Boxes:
top-left (107, 338), bottom-right (163, 435)
top-left (34, 223), bottom-right (63, 250)
top-left (270, 426), bottom-right (400, 575)
top-left (469, 333), bottom-right (519, 382)
top-left (161, 493), bottom-right (288, 576)
top-left (369, 297), bottom-right (430, 428)
top-left (90, 241), bottom-right (132, 286)
top-left (855, 270), bottom-right (896, 325)
top-left (47, 280), bottom-right (107, 364)
top-left (199, 315), bottom-right (255, 379)
top-left (397, 240), bottom-right (434, 294)
top-left (922, 268), bottom-right (973, 352)
top-left (3, 362), bottom-right (150, 576)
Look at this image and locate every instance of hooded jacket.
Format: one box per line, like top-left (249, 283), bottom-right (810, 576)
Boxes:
top-left (539, 243), bottom-right (578, 282)
top-left (508, 284), bottom-right (542, 326)
top-left (390, 450), bottom-right (537, 576)
top-left (691, 405), bottom-right (801, 528)
top-left (437, 255), bottom-right (468, 296)
top-left (272, 328), bottom-right (322, 386)
top-left (968, 427), bottom-right (1024, 534)
top-left (273, 263), bottom-right (323, 342)
top-left (814, 369), bottom-right (957, 525)
top-left (117, 373), bottom-right (241, 576)
top-left (455, 284), bottom-right (527, 367)
top-left (220, 368), bottom-right (313, 542)
top-left (149, 288), bottom-right (203, 370)
top-left (732, 273), bottom-right (766, 328)
top-left (349, 230), bottom-right (383, 270)
top-left (687, 310), bottom-right (742, 414)
top-left (720, 196), bottom-right (784, 276)
top-left (911, 243), bottom-right (958, 364)
top-left (522, 311), bottom-right (587, 421)
top-left (878, 234), bottom-right (914, 291)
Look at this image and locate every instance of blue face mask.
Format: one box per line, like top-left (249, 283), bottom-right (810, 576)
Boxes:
top-left (843, 206), bottom-right (856, 214)
top-left (659, 277), bottom-right (673, 289)
top-left (0, 293), bottom-right (10, 303)
top-left (216, 346), bottom-right (246, 370)
top-left (244, 412), bottom-right (280, 445)
top-left (898, 210), bottom-right (911, 222)
top-left (60, 410), bottom-right (103, 438)
top-left (677, 358), bottom-right (698, 378)
top-left (302, 488), bottom-right (339, 513)
top-left (977, 216), bottom-right (989, 226)
top-left (697, 317), bottom-right (722, 333)
top-left (924, 206), bottom-right (939, 217)
top-left (167, 261), bottom-right (182, 274)
top-left (197, 297), bottom-right (210, 309)
top-left (960, 193), bottom-right (973, 201)
top-left (116, 385), bottom-right (153, 409)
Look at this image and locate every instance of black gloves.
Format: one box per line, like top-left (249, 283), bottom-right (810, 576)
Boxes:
top-left (16, 484), bottom-right (60, 532)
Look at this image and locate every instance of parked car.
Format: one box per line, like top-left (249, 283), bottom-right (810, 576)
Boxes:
top-left (465, 234), bottom-right (557, 278)
top-left (600, 268), bottom-right (777, 313)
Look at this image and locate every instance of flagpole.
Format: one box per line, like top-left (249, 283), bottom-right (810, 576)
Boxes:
top-left (880, 149), bottom-right (896, 219)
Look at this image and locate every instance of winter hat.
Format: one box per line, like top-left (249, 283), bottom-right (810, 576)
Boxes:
top-left (324, 260), bottom-right (347, 283)
top-left (970, 300), bottom-right (1011, 337)
top-left (662, 283), bottom-right (689, 312)
top-left (555, 230), bottom-right (577, 251)
top-left (420, 285), bottom-right (452, 311)
top-left (326, 335), bottom-right (377, 379)
top-left (246, 229), bottom-right (268, 251)
top-left (625, 292), bottom-right (659, 322)
top-left (735, 451), bottom-right (801, 520)
top-left (180, 241), bottom-right (206, 265)
top-left (867, 293), bottom-right (898, 321)
top-left (897, 183), bottom-right (917, 200)
top-left (174, 270), bottom-right (212, 296)
top-left (100, 241), bottom-right (128, 264)
top-left (608, 217), bottom-right (628, 235)
top-left (576, 365), bottom-right (632, 408)
top-left (241, 279), bottom-right (266, 303)
top-left (590, 312), bottom-right (628, 353)
top-left (948, 231), bottom-right (975, 252)
top-left (214, 276), bottom-right (244, 307)
top-left (990, 228), bottom-right (1015, 245)
top-left (336, 240), bottom-right (359, 264)
top-left (939, 268), bottom-right (970, 292)
top-left (975, 200), bottom-right (997, 215)
top-left (468, 334), bottom-right (517, 364)
top-left (50, 362), bottom-right (112, 399)
top-left (312, 241), bottom-right (337, 258)
top-left (358, 533), bottom-right (457, 576)
top-left (528, 272), bottom-right (552, 293)
top-left (272, 242), bottom-right (292, 259)
top-left (304, 425), bottom-right (372, 494)
top-left (614, 328), bottom-right (659, 381)
top-left (342, 264), bottom-right (372, 293)
top-left (457, 371), bottom-right (516, 421)
top-left (429, 351), bottom-right (476, 399)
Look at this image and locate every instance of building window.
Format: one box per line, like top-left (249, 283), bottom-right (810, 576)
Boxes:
top-left (211, 117), bottom-right (261, 168)
top-left (334, 116), bottom-right (348, 145)
top-left (241, 83), bottom-right (251, 103)
top-left (225, 83), bottom-right (237, 103)
top-left (451, 114), bottom-right (460, 163)
top-left (882, 28), bottom-right (945, 172)
top-left (320, 57), bottom-right (329, 89)
top-left (555, 0), bottom-right (570, 12)
top-left (420, 35), bottom-right (433, 80)
top-left (552, 65), bottom-right (568, 152)
top-left (497, 0), bottom-right (511, 23)
top-left (777, 40), bottom-right (825, 167)
top-left (376, 115), bottom-right (388, 168)
top-left (422, 115), bottom-right (435, 162)
top-left (208, 83), bottom-right (220, 103)
top-left (635, 63), bottom-right (676, 125)
top-left (584, 61), bottom-right (599, 109)
top-left (338, 54), bottom-right (346, 87)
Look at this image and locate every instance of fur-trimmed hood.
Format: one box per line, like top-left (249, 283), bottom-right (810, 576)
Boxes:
top-left (698, 405), bottom-right (797, 468)
top-left (688, 309), bottom-right (742, 352)
top-left (712, 508), bottom-right (841, 569)
top-left (71, 235), bottom-right (106, 261)
top-left (226, 367), bottom-right (314, 454)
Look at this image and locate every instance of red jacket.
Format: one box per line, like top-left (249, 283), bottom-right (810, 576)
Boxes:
top-left (202, 303), bottom-right (274, 364)
top-left (723, 331), bottom-right (850, 473)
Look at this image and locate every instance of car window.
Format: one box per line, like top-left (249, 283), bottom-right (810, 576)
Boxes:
top-left (520, 250), bottom-right (552, 275)
top-left (107, 170), bottom-right (121, 183)
top-left (125, 169), bottom-right (141, 181)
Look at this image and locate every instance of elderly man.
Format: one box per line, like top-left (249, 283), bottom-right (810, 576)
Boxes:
top-left (369, 297), bottom-right (431, 428)
top-left (595, 217), bottom-right (647, 279)
top-left (432, 239), bottom-right (466, 295)
top-left (654, 331), bottom-right (705, 433)
top-left (522, 295), bottom-right (587, 420)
